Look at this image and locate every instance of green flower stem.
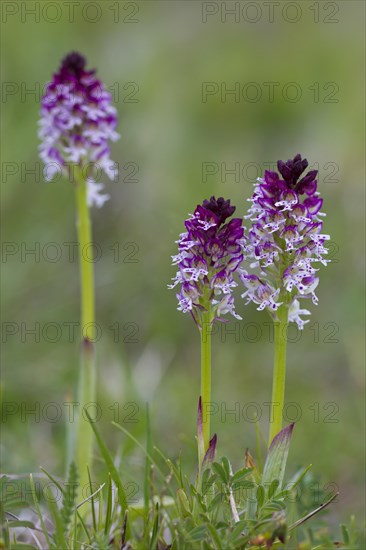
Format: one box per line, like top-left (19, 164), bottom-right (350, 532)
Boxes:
top-left (75, 176), bottom-right (95, 331)
top-left (200, 310), bottom-right (212, 454)
top-left (74, 175), bottom-right (96, 496)
top-left (268, 305), bottom-right (289, 446)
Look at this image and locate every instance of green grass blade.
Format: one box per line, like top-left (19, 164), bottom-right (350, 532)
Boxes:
top-left (289, 491), bottom-right (339, 531)
top-left (29, 474), bottom-right (52, 548)
top-left (144, 404), bottom-right (152, 515)
top-left (112, 421), bottom-right (165, 480)
top-left (46, 490), bottom-right (68, 548)
top-left (85, 410), bottom-right (127, 512)
top-left (149, 502), bottom-right (160, 549)
top-left (87, 466), bottom-right (97, 532)
top-left (104, 474), bottom-right (113, 536)
top-left (39, 467), bottom-right (64, 493)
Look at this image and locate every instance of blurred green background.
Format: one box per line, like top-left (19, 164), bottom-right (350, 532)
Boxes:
top-left (1, 0), bottom-right (365, 525)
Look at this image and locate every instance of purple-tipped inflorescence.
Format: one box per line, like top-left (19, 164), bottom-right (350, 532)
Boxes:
top-left (169, 197), bottom-right (245, 326)
top-left (38, 52), bottom-right (119, 207)
top-left (243, 154), bottom-right (330, 329)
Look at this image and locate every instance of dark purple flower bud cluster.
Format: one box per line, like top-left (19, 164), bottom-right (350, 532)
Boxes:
top-left (39, 52), bottom-right (119, 207)
top-left (169, 197), bottom-right (245, 326)
top-left (242, 154), bottom-right (330, 329)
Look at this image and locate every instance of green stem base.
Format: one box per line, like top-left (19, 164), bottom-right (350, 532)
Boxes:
top-left (72, 176), bottom-right (96, 499)
top-left (200, 311), bottom-right (212, 455)
top-left (268, 306), bottom-right (289, 446)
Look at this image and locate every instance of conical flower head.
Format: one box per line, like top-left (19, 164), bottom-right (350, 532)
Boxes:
top-left (243, 154), bottom-right (330, 329)
top-left (170, 196), bottom-right (246, 326)
top-left (38, 52), bottom-right (120, 207)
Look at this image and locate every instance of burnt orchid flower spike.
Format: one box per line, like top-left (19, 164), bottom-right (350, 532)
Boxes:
top-left (243, 153), bottom-right (330, 330)
top-left (170, 197), bottom-right (245, 459)
top-left (244, 154), bottom-right (330, 446)
top-left (169, 196), bottom-right (246, 326)
top-left (39, 51), bottom-right (120, 207)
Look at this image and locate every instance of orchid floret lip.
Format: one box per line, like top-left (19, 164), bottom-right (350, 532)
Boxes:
top-left (170, 196), bottom-right (246, 327)
top-left (39, 51), bottom-right (120, 207)
top-left (243, 153), bottom-right (330, 329)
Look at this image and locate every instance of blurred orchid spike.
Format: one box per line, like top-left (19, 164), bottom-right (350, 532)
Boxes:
top-left (39, 51), bottom-right (120, 207)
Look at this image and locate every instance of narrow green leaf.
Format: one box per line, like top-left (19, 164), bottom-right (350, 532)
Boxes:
top-left (144, 404), bottom-right (152, 516)
top-left (87, 466), bottom-right (97, 532)
top-left (232, 480), bottom-right (255, 492)
top-left (187, 524), bottom-right (207, 541)
top-left (268, 479), bottom-right (280, 499)
top-left (113, 422), bottom-right (173, 493)
top-left (29, 474), bottom-right (52, 548)
top-left (40, 466), bottom-right (64, 493)
top-left (212, 462), bottom-right (228, 484)
top-left (7, 545), bottom-right (37, 549)
top-left (229, 519), bottom-right (248, 539)
top-left (72, 509), bottom-right (78, 550)
top-left (206, 523), bottom-right (222, 549)
top-left (75, 509), bottom-right (92, 545)
top-left (98, 487), bottom-right (103, 532)
top-left (288, 463), bottom-right (312, 489)
top-left (177, 488), bottom-right (192, 519)
top-left (201, 474), bottom-right (217, 496)
top-left (104, 474), bottom-right (113, 536)
top-left (231, 467), bottom-right (252, 484)
top-left (262, 423), bottom-right (294, 488)
top-left (0, 499), bottom-right (28, 510)
top-left (256, 484), bottom-right (265, 508)
top-left (207, 492), bottom-right (224, 513)
top-left (201, 467), bottom-right (212, 487)
top-left (341, 524), bottom-right (350, 544)
top-left (46, 489), bottom-right (68, 548)
top-left (85, 409), bottom-right (127, 512)
top-left (149, 502), bottom-right (160, 549)
top-left (6, 520), bottom-right (35, 529)
top-left (121, 510), bottom-right (128, 548)
top-left (221, 457), bottom-right (231, 481)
